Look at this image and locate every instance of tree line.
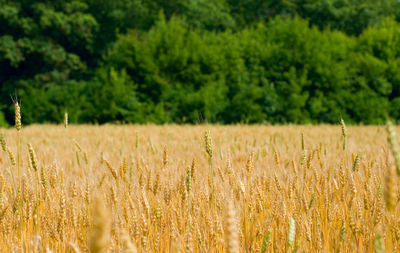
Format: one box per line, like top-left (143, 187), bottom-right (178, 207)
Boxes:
top-left (1, 0), bottom-right (400, 125)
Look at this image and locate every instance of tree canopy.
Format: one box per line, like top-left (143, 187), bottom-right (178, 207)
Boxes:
top-left (1, 0), bottom-right (400, 125)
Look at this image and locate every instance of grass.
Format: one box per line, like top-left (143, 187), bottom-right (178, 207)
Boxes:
top-left (0, 124), bottom-right (399, 252)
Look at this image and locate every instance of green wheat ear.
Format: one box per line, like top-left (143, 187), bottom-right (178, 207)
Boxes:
top-left (261, 231), bottom-right (271, 253)
top-left (374, 232), bottom-right (385, 253)
top-left (288, 218), bottom-right (296, 247)
top-left (64, 111), bottom-right (68, 128)
top-left (340, 219), bottom-right (346, 241)
top-left (0, 132), bottom-right (6, 152)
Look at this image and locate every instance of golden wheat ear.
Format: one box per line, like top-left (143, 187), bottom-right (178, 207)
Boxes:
top-left (340, 118), bottom-right (347, 150)
top-left (14, 101), bottom-right (21, 131)
top-left (225, 197), bottom-right (239, 253)
top-left (89, 196), bottom-right (110, 253)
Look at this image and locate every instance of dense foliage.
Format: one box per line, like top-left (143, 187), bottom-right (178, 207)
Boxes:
top-left (1, 0), bottom-right (400, 125)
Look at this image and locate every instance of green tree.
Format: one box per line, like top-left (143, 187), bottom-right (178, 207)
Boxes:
top-left (0, 0), bottom-right (98, 122)
top-left (291, 0), bottom-right (400, 35)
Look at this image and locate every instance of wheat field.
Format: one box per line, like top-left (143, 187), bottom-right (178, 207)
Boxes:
top-left (0, 121), bottom-right (399, 252)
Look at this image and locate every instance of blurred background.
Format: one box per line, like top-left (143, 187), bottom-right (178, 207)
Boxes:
top-left (1, 0), bottom-right (400, 126)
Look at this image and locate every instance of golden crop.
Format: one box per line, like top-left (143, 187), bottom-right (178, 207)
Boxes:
top-left (0, 123), bottom-right (399, 252)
